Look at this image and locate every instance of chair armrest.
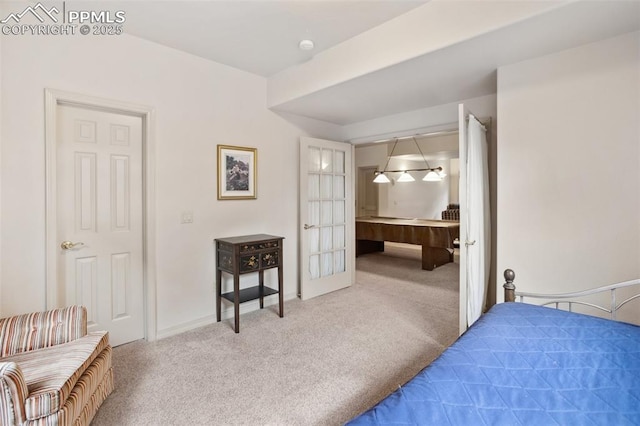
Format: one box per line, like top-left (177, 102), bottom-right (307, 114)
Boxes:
top-left (0, 362), bottom-right (28, 425)
top-left (0, 306), bottom-right (87, 357)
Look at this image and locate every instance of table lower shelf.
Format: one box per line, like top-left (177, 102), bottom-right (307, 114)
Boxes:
top-left (221, 285), bottom-right (279, 304)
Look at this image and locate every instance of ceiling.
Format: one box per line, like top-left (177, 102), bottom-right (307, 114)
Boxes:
top-left (271, 0), bottom-right (640, 125)
top-left (93, 1), bottom-right (639, 126)
top-left (105, 0), bottom-right (426, 77)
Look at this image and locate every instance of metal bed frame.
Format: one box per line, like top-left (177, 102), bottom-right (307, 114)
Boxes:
top-left (503, 268), bottom-right (640, 321)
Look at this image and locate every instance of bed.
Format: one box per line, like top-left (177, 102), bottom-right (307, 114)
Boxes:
top-left (347, 270), bottom-right (640, 425)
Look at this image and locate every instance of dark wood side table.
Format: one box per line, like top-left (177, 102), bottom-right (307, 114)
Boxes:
top-left (215, 234), bottom-right (284, 333)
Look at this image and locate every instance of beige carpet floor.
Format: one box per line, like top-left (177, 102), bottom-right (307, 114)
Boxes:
top-left (92, 243), bottom-right (459, 425)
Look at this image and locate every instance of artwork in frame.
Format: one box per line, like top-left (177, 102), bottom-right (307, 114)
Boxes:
top-left (217, 145), bottom-right (257, 200)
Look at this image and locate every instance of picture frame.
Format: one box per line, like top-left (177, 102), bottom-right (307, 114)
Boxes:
top-left (217, 145), bottom-right (257, 200)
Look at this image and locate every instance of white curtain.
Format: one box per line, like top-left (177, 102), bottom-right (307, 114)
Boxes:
top-left (466, 115), bottom-right (491, 326)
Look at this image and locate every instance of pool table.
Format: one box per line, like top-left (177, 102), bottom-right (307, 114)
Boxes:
top-left (355, 216), bottom-right (460, 270)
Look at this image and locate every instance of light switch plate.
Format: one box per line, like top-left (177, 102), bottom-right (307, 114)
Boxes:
top-left (181, 211), bottom-right (193, 224)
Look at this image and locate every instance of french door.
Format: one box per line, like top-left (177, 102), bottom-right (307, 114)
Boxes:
top-left (299, 137), bottom-right (355, 300)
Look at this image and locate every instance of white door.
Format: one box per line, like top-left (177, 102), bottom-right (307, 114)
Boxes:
top-left (357, 166), bottom-right (379, 217)
top-left (458, 103), bottom-right (491, 334)
top-left (300, 137), bottom-right (355, 300)
top-left (458, 104), bottom-right (469, 335)
top-left (57, 104), bottom-right (144, 346)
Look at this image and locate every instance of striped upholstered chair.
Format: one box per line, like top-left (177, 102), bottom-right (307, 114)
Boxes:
top-left (0, 306), bottom-right (113, 425)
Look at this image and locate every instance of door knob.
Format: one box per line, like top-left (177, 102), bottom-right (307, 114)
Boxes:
top-left (61, 241), bottom-right (84, 250)
top-left (303, 224), bottom-right (317, 230)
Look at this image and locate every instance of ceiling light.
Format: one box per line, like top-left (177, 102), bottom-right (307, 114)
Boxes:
top-left (373, 172), bottom-right (390, 183)
top-left (397, 171), bottom-right (415, 182)
top-left (423, 170), bottom-right (442, 182)
top-left (372, 136), bottom-right (444, 183)
top-left (299, 39), bottom-right (315, 50)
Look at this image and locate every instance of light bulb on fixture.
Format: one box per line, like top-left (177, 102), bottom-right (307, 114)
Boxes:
top-left (397, 171), bottom-right (415, 182)
top-left (422, 170), bottom-right (442, 182)
top-left (373, 172), bottom-right (390, 183)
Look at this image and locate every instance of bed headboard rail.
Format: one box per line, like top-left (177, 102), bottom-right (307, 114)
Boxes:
top-left (503, 269), bottom-right (640, 321)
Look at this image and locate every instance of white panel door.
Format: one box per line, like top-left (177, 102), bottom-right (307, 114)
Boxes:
top-left (357, 166), bottom-right (379, 217)
top-left (300, 137), bottom-right (354, 300)
top-left (458, 103), bottom-right (469, 335)
top-left (57, 104), bottom-right (144, 346)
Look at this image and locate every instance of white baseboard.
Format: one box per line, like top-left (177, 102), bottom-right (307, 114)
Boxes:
top-left (156, 292), bottom-right (298, 339)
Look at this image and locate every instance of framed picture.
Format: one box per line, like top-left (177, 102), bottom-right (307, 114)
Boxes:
top-left (217, 145), bottom-right (257, 200)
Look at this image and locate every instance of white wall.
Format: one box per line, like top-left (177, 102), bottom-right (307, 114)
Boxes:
top-left (379, 159), bottom-right (450, 219)
top-left (354, 134), bottom-right (458, 220)
top-left (0, 33), bottom-right (341, 333)
top-left (497, 31), bottom-right (640, 323)
top-left (343, 94), bottom-right (496, 143)
top-left (449, 159), bottom-right (460, 204)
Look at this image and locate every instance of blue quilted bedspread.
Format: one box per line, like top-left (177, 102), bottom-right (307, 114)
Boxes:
top-left (347, 302), bottom-right (640, 425)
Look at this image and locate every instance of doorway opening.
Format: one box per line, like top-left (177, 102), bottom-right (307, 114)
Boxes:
top-left (352, 111), bottom-right (491, 335)
top-left (357, 166), bottom-right (379, 217)
top-left (353, 128), bottom-right (460, 337)
top-left (354, 131), bottom-right (459, 221)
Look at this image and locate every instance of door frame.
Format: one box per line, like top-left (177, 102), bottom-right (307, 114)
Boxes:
top-left (44, 88), bottom-right (157, 341)
top-left (458, 104), bottom-right (469, 335)
top-left (357, 166), bottom-right (379, 217)
top-left (350, 122), bottom-right (464, 332)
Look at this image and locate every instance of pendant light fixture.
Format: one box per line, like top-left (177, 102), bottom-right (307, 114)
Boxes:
top-left (373, 172), bottom-right (391, 183)
top-left (422, 170), bottom-right (442, 181)
top-left (372, 136), bottom-right (445, 183)
top-left (373, 138), bottom-right (398, 184)
top-left (397, 171), bottom-right (415, 182)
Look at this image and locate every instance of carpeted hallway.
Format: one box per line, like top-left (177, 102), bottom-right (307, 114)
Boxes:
top-left (92, 243), bottom-right (459, 425)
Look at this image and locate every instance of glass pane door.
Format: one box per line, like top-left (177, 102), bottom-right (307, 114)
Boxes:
top-left (300, 137), bottom-right (353, 300)
top-left (308, 148), bottom-right (347, 280)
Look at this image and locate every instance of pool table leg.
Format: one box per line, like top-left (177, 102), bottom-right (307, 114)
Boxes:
top-left (356, 239), bottom-right (384, 256)
top-left (422, 246), bottom-right (454, 271)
